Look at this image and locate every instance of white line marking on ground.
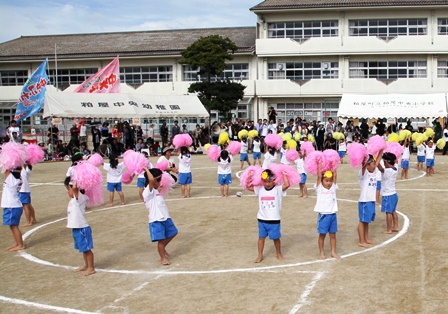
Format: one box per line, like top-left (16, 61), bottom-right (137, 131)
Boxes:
top-left (289, 271), bottom-right (325, 314)
top-left (0, 295), bottom-right (97, 314)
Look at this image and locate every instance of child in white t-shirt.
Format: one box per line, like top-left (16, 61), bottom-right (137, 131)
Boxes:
top-left (314, 165), bottom-right (340, 260)
top-left (416, 143), bottom-right (425, 171)
top-left (178, 146), bottom-right (192, 198)
top-left (217, 150), bottom-right (233, 197)
top-left (2, 168), bottom-right (24, 251)
top-left (280, 142), bottom-right (289, 165)
top-left (424, 140), bottom-right (436, 176)
top-left (262, 146), bottom-right (277, 169)
top-left (19, 164), bottom-right (37, 226)
top-left (252, 136), bottom-right (262, 166)
top-left (103, 154), bottom-right (125, 206)
top-left (239, 138), bottom-right (251, 170)
top-left (294, 151), bottom-right (308, 198)
top-left (400, 138), bottom-right (410, 179)
top-left (378, 152), bottom-right (399, 234)
top-left (338, 138), bottom-right (347, 164)
top-left (247, 169), bottom-right (290, 263)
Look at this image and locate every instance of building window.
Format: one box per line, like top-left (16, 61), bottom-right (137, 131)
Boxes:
top-left (183, 64), bottom-right (249, 81)
top-left (48, 68), bottom-right (97, 87)
top-left (438, 18), bottom-right (448, 35)
top-left (120, 66), bottom-right (173, 84)
top-left (268, 62), bottom-right (338, 80)
top-left (272, 102), bottom-right (339, 122)
top-left (0, 70), bottom-right (28, 86)
top-left (438, 61), bottom-right (448, 77)
top-left (349, 19), bottom-right (427, 36)
top-left (268, 21), bottom-right (338, 39)
top-left (349, 61), bottom-right (427, 79)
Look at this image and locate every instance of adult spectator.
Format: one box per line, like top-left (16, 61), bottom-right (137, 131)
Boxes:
top-left (171, 120), bottom-right (181, 140)
top-left (112, 124), bottom-right (121, 139)
top-left (69, 123), bottom-right (80, 147)
top-left (268, 106), bottom-right (277, 123)
top-left (6, 120), bottom-right (21, 143)
top-left (376, 119), bottom-right (386, 136)
top-left (91, 125), bottom-right (101, 152)
top-left (100, 123), bottom-right (109, 142)
top-left (123, 122), bottom-right (135, 149)
top-left (160, 122), bottom-right (169, 148)
top-left (147, 124), bottom-right (155, 143)
top-left (47, 123), bottom-right (60, 147)
top-left (324, 133), bottom-right (337, 150)
top-left (192, 124), bottom-right (202, 148)
top-left (404, 120), bottom-right (414, 132)
top-left (360, 119), bottom-right (370, 139)
top-left (325, 117), bottom-right (336, 136)
top-left (79, 120), bottom-right (87, 144)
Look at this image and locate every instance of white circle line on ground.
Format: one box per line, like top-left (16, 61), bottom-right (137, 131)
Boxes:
top-left (18, 197), bottom-right (409, 275)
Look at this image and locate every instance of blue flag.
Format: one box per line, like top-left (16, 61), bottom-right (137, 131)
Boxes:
top-left (13, 60), bottom-right (49, 122)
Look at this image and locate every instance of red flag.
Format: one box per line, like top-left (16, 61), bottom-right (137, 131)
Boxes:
top-left (74, 56), bottom-right (120, 93)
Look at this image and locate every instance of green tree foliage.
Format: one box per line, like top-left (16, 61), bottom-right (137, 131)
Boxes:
top-left (188, 81), bottom-right (245, 113)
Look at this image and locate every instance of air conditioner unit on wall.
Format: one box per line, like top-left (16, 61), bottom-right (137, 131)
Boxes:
top-left (322, 62), bottom-right (331, 70)
top-left (276, 63), bottom-right (286, 71)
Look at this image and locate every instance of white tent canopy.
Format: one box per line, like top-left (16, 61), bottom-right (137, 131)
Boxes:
top-left (43, 92), bottom-right (209, 119)
top-left (338, 93), bottom-right (448, 119)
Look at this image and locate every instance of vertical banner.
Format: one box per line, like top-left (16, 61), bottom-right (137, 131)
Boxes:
top-left (74, 56), bottom-right (120, 93)
top-left (14, 60), bottom-right (49, 122)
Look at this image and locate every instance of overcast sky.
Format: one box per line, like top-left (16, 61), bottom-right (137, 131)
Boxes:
top-left (0, 0), bottom-right (262, 43)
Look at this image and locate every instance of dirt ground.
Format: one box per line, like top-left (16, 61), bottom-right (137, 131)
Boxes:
top-left (0, 153), bottom-right (447, 313)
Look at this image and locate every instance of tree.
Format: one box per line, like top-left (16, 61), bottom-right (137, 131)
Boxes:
top-left (179, 35), bottom-right (246, 115)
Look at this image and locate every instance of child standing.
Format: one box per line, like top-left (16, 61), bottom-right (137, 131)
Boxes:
top-left (424, 140), bottom-right (436, 176)
top-left (252, 136), bottom-right (262, 166)
top-left (280, 142), bottom-right (289, 165)
top-left (239, 137), bottom-right (251, 170)
top-left (19, 163), bottom-right (37, 226)
top-left (314, 165), bottom-right (340, 259)
top-left (294, 151), bottom-right (308, 198)
top-left (2, 168), bottom-right (24, 251)
top-left (178, 146), bottom-right (192, 198)
top-left (143, 167), bottom-right (178, 265)
top-left (375, 159), bottom-right (383, 205)
top-left (338, 138), bottom-right (346, 164)
top-left (217, 150), bottom-right (233, 197)
top-left (136, 151), bottom-right (153, 202)
top-left (377, 152), bottom-right (399, 234)
top-left (401, 138), bottom-right (410, 179)
top-left (65, 177), bottom-right (95, 276)
top-left (416, 142), bottom-right (425, 171)
top-left (103, 154), bottom-right (125, 206)
top-left (247, 169), bottom-right (290, 263)
top-left (262, 146), bottom-right (277, 169)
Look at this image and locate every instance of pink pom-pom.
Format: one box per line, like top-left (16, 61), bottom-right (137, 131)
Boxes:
top-left (159, 172), bottom-right (175, 197)
top-left (268, 164), bottom-right (301, 187)
top-left (385, 142), bottom-right (403, 164)
top-left (264, 134), bottom-right (283, 150)
top-left (227, 141), bottom-right (241, 156)
top-left (173, 134), bottom-right (193, 149)
top-left (304, 151), bottom-right (325, 176)
top-left (322, 149), bottom-right (340, 172)
top-left (207, 145), bottom-right (221, 162)
top-left (286, 149), bottom-right (299, 163)
top-left (367, 135), bottom-right (387, 157)
top-left (239, 166), bottom-right (264, 190)
top-left (123, 151), bottom-right (148, 175)
top-left (87, 153), bottom-right (103, 167)
top-left (123, 150), bottom-right (134, 158)
top-left (84, 184), bottom-right (104, 207)
top-left (0, 142), bottom-right (28, 170)
top-left (26, 143), bottom-right (44, 165)
top-left (301, 142), bottom-right (315, 155)
top-left (72, 162), bottom-right (103, 190)
top-left (122, 171), bottom-right (134, 184)
top-left (347, 142), bottom-right (368, 168)
top-left (156, 160), bottom-right (168, 171)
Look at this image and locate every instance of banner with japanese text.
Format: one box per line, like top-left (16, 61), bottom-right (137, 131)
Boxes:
top-left (13, 60), bottom-right (49, 122)
top-left (73, 56), bottom-right (120, 93)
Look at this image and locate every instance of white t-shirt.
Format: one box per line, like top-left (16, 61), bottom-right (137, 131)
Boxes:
top-left (1, 174), bottom-right (22, 208)
top-left (103, 162), bottom-right (125, 183)
top-left (66, 192), bottom-right (89, 229)
top-left (371, 125), bottom-right (377, 135)
top-left (240, 141), bottom-right (248, 154)
top-left (402, 146), bottom-right (410, 160)
top-left (157, 155), bottom-right (175, 169)
top-left (262, 152), bottom-right (277, 169)
top-left (376, 160), bottom-right (384, 181)
top-left (261, 125), bottom-right (269, 137)
top-left (280, 148), bottom-right (289, 164)
top-left (217, 156), bottom-right (233, 174)
top-left (338, 141), bottom-right (346, 152)
top-left (143, 186), bottom-right (170, 223)
top-left (178, 154), bottom-right (191, 173)
top-left (417, 144), bottom-right (425, 157)
top-left (425, 145), bottom-right (436, 159)
top-left (255, 185), bottom-right (285, 221)
top-left (358, 168), bottom-right (378, 202)
top-left (253, 140), bottom-right (261, 153)
top-left (268, 124), bottom-right (277, 134)
top-left (294, 157), bottom-right (306, 174)
top-left (19, 167), bottom-right (31, 193)
top-left (314, 183), bottom-right (338, 214)
top-left (80, 125), bottom-right (87, 137)
top-left (381, 167), bottom-right (397, 196)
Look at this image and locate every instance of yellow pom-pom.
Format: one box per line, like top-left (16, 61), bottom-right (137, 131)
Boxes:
top-left (203, 143), bottom-right (211, 152)
top-left (218, 132), bottom-right (229, 145)
top-left (284, 132), bottom-right (292, 140)
top-left (281, 134), bottom-right (289, 142)
top-left (238, 129), bottom-right (249, 139)
top-left (294, 133), bottom-right (301, 141)
top-left (424, 128), bottom-right (434, 138)
top-left (415, 134), bottom-right (425, 146)
top-left (437, 138), bottom-right (446, 150)
top-left (398, 131), bottom-right (407, 141)
top-left (404, 130), bottom-right (412, 139)
top-left (411, 132), bottom-right (419, 141)
top-left (287, 139), bottom-right (297, 149)
top-left (333, 132), bottom-right (345, 140)
top-left (278, 132), bottom-right (284, 138)
top-left (248, 130), bottom-right (258, 138)
top-left (308, 134), bottom-right (315, 143)
top-left (387, 133), bottom-right (399, 142)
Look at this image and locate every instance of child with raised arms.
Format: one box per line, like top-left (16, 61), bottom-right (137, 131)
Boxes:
top-left (136, 151), bottom-right (153, 202)
top-left (2, 167), bottom-right (24, 251)
top-left (178, 146), bottom-right (192, 198)
top-left (377, 152), bottom-right (399, 234)
top-left (338, 138), bottom-right (346, 164)
top-left (294, 151), bottom-right (308, 198)
top-left (103, 154), bottom-right (125, 206)
top-left (262, 146), bottom-right (277, 169)
top-left (239, 137), bottom-right (251, 170)
top-left (400, 138), bottom-right (410, 179)
top-left (424, 140), bottom-right (436, 176)
top-left (252, 136), bottom-right (262, 166)
top-left (217, 150), bottom-right (233, 197)
top-left (416, 141), bottom-right (425, 171)
top-left (246, 169), bottom-right (290, 263)
top-left (142, 167), bottom-right (178, 265)
top-left (64, 177), bottom-right (95, 276)
top-left (314, 165), bottom-right (340, 259)
top-left (20, 163), bottom-right (37, 226)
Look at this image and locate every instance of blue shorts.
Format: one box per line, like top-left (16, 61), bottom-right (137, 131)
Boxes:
top-left (381, 194), bottom-right (398, 213)
top-left (149, 218), bottom-right (178, 242)
top-left (107, 182), bottom-right (122, 192)
top-left (358, 202), bottom-right (376, 223)
top-left (426, 159), bottom-right (434, 167)
top-left (417, 155), bottom-right (425, 163)
top-left (253, 152), bottom-right (261, 160)
top-left (3, 207), bottom-right (23, 226)
top-left (18, 192), bottom-right (31, 204)
top-left (401, 159), bottom-right (409, 169)
top-left (240, 153), bottom-right (249, 162)
top-left (218, 174), bottom-right (232, 185)
top-left (376, 180), bottom-right (381, 191)
top-left (338, 151), bottom-right (346, 158)
top-left (137, 178), bottom-right (146, 188)
top-left (317, 213), bottom-right (338, 234)
top-left (178, 172), bottom-right (192, 185)
top-left (300, 173), bottom-right (307, 184)
top-left (72, 226), bottom-right (93, 253)
top-left (258, 221), bottom-right (281, 240)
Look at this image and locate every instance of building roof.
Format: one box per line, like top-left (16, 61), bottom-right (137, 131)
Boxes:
top-left (0, 27), bottom-right (256, 62)
top-left (251, 0), bottom-right (448, 11)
